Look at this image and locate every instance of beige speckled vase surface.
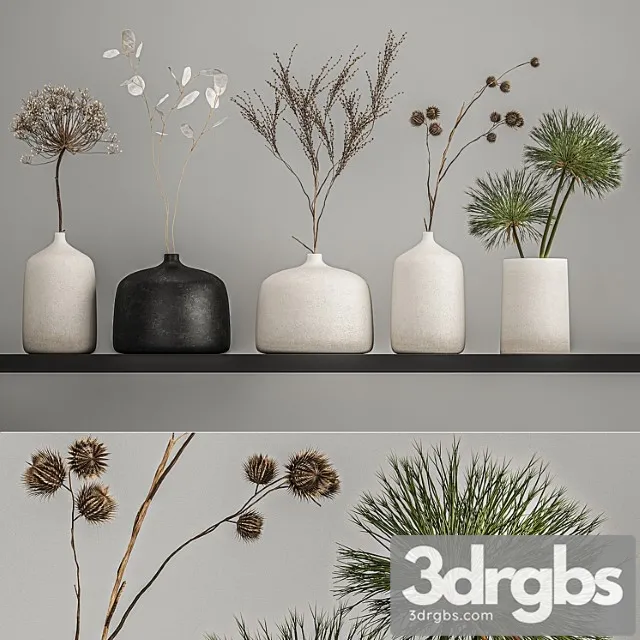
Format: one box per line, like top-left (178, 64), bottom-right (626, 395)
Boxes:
top-left (23, 232), bottom-right (97, 354)
top-left (391, 232), bottom-right (465, 353)
top-left (501, 258), bottom-right (570, 353)
top-left (256, 253), bottom-right (373, 353)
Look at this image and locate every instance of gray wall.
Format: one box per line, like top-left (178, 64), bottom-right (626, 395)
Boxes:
top-left (1, 432), bottom-right (639, 639)
top-left (1, 0), bottom-right (640, 429)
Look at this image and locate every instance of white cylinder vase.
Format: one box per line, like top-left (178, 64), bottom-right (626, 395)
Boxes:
top-left (23, 232), bottom-right (97, 354)
top-left (391, 232), bottom-right (465, 353)
top-left (256, 253), bottom-right (373, 353)
top-left (501, 258), bottom-right (570, 353)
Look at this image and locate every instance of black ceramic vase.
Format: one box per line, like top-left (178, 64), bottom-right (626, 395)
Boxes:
top-left (113, 254), bottom-right (231, 353)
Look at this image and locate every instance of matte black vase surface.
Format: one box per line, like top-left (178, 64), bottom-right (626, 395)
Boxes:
top-left (113, 254), bottom-right (231, 353)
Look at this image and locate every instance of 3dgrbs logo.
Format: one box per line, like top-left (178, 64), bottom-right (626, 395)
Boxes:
top-left (390, 535), bottom-right (635, 636)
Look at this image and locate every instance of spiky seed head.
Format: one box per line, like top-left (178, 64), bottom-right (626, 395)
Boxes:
top-left (428, 122), bottom-right (443, 136)
top-left (68, 437), bottom-right (109, 478)
top-left (23, 449), bottom-right (67, 497)
top-left (425, 106), bottom-right (440, 121)
top-left (409, 110), bottom-right (425, 127)
top-left (516, 116), bottom-right (525, 128)
top-left (490, 111), bottom-right (502, 124)
top-left (500, 81), bottom-right (511, 93)
top-left (486, 76), bottom-right (498, 88)
top-left (486, 132), bottom-right (497, 143)
top-left (244, 454), bottom-right (277, 485)
top-left (236, 510), bottom-right (264, 541)
top-left (76, 482), bottom-right (116, 523)
top-left (285, 449), bottom-right (339, 501)
top-left (530, 57), bottom-right (540, 68)
top-left (505, 111), bottom-right (522, 128)
top-left (317, 469), bottom-right (341, 499)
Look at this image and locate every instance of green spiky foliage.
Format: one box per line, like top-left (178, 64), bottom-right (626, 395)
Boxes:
top-left (466, 109), bottom-right (627, 258)
top-left (466, 169), bottom-right (551, 257)
top-left (333, 440), bottom-right (605, 640)
top-left (525, 109), bottom-right (627, 257)
top-left (205, 606), bottom-right (376, 640)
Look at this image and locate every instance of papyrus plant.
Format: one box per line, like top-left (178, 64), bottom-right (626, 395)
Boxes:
top-left (102, 29), bottom-right (228, 253)
top-left (333, 439), bottom-right (604, 640)
top-left (22, 435), bottom-right (340, 640)
top-left (466, 110), bottom-right (627, 257)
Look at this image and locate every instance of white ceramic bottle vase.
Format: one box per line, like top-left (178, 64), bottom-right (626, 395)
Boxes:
top-left (391, 232), bottom-right (465, 353)
top-left (256, 253), bottom-right (373, 353)
top-left (23, 232), bottom-right (97, 353)
top-left (500, 258), bottom-right (570, 353)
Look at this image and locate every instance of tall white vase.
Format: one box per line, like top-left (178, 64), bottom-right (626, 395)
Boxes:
top-left (501, 258), bottom-right (570, 353)
top-left (256, 253), bottom-right (373, 353)
top-left (23, 232), bottom-right (97, 354)
top-left (391, 232), bottom-right (465, 353)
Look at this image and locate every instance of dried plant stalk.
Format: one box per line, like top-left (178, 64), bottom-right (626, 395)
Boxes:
top-left (232, 31), bottom-right (405, 253)
top-left (101, 432), bottom-right (194, 640)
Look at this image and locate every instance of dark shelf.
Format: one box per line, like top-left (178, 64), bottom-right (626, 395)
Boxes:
top-left (1, 353), bottom-right (640, 374)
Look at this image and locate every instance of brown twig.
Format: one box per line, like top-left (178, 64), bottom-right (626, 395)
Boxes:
top-left (106, 478), bottom-right (287, 640)
top-left (66, 475), bottom-right (81, 640)
top-left (424, 59), bottom-right (534, 230)
top-left (101, 433), bottom-right (195, 640)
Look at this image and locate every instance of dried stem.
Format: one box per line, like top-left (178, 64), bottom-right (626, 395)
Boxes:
top-left (101, 433), bottom-right (195, 640)
top-left (65, 476), bottom-right (82, 640)
top-left (55, 149), bottom-right (65, 232)
top-left (107, 478), bottom-right (287, 640)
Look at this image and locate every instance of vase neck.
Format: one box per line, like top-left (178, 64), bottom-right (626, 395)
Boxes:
top-left (305, 253), bottom-right (325, 266)
top-left (52, 231), bottom-right (67, 245)
top-left (421, 231), bottom-right (436, 244)
top-left (164, 253), bottom-right (181, 263)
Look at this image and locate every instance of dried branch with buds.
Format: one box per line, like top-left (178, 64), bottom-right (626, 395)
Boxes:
top-left (232, 31), bottom-right (405, 253)
top-left (103, 29), bottom-right (228, 253)
top-left (22, 435), bottom-right (340, 640)
top-left (10, 86), bottom-right (120, 232)
top-left (410, 57), bottom-right (540, 231)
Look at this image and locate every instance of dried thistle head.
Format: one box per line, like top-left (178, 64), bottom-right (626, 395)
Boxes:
top-left (236, 511), bottom-right (264, 541)
top-left (486, 75), bottom-right (498, 88)
top-left (409, 110), bottom-right (426, 127)
top-left (428, 122), bottom-right (443, 136)
top-left (486, 132), bottom-right (497, 143)
top-left (244, 454), bottom-right (278, 485)
top-left (23, 449), bottom-right (67, 497)
top-left (68, 437), bottom-right (109, 479)
top-left (426, 106), bottom-right (440, 121)
top-left (76, 482), bottom-right (117, 523)
top-left (500, 81), bottom-right (511, 93)
top-left (285, 449), bottom-right (340, 501)
top-left (490, 111), bottom-right (502, 124)
top-left (530, 57), bottom-right (540, 68)
top-left (10, 85), bottom-right (120, 164)
top-left (505, 110), bottom-right (523, 128)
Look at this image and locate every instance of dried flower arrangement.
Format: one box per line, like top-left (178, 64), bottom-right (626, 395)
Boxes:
top-left (410, 57), bottom-right (540, 231)
top-left (334, 440), bottom-right (603, 638)
top-left (232, 32), bottom-right (405, 253)
top-left (22, 435), bottom-right (340, 640)
top-left (206, 606), bottom-right (378, 640)
top-left (103, 29), bottom-right (228, 253)
top-left (10, 86), bottom-right (120, 232)
top-left (467, 110), bottom-right (627, 257)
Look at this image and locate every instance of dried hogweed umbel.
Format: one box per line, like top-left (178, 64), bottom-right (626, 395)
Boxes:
top-left (10, 85), bottom-right (120, 232)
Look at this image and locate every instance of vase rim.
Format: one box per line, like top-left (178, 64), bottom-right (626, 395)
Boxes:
top-left (503, 257), bottom-right (567, 262)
